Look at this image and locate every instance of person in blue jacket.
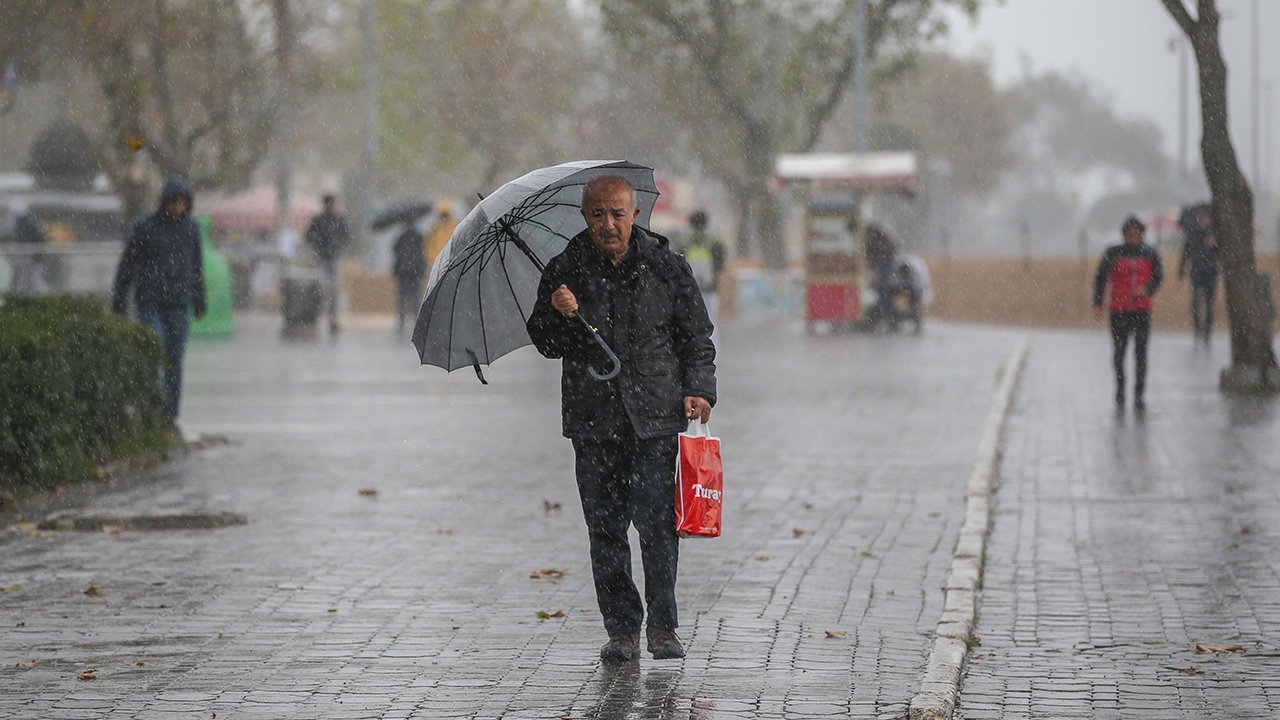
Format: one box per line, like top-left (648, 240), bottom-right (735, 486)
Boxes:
top-left (111, 177), bottom-right (206, 426)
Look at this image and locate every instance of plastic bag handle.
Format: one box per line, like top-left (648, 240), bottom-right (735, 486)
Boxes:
top-left (685, 419), bottom-right (711, 437)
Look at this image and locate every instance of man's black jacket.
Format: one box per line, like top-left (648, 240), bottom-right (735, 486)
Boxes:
top-left (111, 177), bottom-right (206, 315)
top-left (527, 226), bottom-right (717, 440)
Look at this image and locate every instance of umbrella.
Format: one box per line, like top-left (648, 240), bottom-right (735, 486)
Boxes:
top-left (411, 160), bottom-right (659, 383)
top-left (370, 200), bottom-right (432, 231)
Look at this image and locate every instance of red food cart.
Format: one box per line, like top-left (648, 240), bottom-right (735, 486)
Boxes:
top-left (775, 152), bottom-right (917, 332)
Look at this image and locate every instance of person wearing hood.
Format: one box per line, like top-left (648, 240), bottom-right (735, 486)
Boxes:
top-left (527, 176), bottom-right (717, 663)
top-left (1093, 215), bottom-right (1163, 411)
top-left (111, 177), bottom-right (206, 426)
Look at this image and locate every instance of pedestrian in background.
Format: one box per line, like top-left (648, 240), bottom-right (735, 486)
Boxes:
top-left (1177, 203), bottom-right (1218, 345)
top-left (110, 177), bottom-right (206, 428)
top-left (679, 209), bottom-right (726, 351)
top-left (527, 175), bottom-right (717, 663)
top-left (304, 194), bottom-right (350, 335)
top-left (424, 199), bottom-right (457, 269)
top-left (1093, 216), bottom-right (1163, 410)
top-left (6, 199), bottom-right (48, 294)
top-left (391, 220), bottom-right (427, 334)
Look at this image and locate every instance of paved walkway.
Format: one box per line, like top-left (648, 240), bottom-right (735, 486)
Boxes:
top-left (957, 329), bottom-right (1280, 719)
top-left (0, 314), bottom-right (1022, 720)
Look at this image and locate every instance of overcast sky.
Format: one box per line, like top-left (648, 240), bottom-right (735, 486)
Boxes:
top-left (942, 0), bottom-right (1278, 195)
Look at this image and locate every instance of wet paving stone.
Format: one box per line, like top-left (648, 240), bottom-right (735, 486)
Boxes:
top-left (0, 314), bottom-right (1024, 718)
top-left (956, 330), bottom-right (1280, 719)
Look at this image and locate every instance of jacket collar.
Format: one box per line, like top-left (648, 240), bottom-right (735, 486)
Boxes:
top-left (567, 225), bottom-right (666, 265)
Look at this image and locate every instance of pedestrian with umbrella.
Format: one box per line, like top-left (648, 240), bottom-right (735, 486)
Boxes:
top-left (528, 175), bottom-right (716, 663)
top-left (411, 162), bottom-right (717, 663)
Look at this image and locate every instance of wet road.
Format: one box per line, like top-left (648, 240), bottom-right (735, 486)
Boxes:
top-left (957, 330), bottom-right (1280, 719)
top-left (0, 314), bottom-right (1021, 719)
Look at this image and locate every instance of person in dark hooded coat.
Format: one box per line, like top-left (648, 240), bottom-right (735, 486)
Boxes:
top-left (111, 177), bottom-right (206, 425)
top-left (527, 175), bottom-right (717, 663)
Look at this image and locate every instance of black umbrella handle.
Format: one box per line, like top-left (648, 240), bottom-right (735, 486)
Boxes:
top-left (576, 313), bottom-right (621, 381)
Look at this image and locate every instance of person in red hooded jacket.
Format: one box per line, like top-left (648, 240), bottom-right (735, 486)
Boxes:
top-left (1093, 216), bottom-right (1164, 410)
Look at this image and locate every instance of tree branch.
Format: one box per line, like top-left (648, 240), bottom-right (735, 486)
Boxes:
top-left (1159, 0), bottom-right (1197, 37)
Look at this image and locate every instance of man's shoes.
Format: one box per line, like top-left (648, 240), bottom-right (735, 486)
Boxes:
top-left (599, 634), bottom-right (640, 662)
top-left (1134, 395), bottom-right (1146, 412)
top-left (1114, 391), bottom-right (1125, 408)
top-left (646, 628), bottom-right (685, 660)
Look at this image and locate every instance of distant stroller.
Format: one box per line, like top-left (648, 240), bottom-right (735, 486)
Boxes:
top-left (863, 253), bottom-right (931, 334)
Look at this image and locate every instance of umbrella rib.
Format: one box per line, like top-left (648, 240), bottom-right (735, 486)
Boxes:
top-left (475, 237), bottom-right (494, 363)
top-left (497, 233), bottom-right (531, 326)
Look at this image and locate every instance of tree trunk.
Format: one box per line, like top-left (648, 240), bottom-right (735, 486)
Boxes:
top-left (1187, 4), bottom-right (1279, 389)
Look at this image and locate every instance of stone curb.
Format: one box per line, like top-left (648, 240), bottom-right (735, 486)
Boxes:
top-left (908, 336), bottom-right (1029, 720)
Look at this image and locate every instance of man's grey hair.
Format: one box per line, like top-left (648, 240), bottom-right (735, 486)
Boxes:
top-left (580, 175), bottom-right (635, 208)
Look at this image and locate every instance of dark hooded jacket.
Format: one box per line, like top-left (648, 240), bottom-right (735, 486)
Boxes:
top-left (527, 226), bottom-right (717, 440)
top-left (111, 177), bottom-right (206, 315)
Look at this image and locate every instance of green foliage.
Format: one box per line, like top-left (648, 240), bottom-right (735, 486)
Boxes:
top-left (0, 295), bottom-right (172, 491)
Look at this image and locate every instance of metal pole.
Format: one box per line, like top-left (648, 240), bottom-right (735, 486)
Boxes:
top-left (853, 0), bottom-right (868, 155)
top-left (1178, 37), bottom-right (1189, 182)
top-left (852, 0), bottom-right (869, 293)
top-left (273, 0), bottom-right (293, 242)
top-left (359, 0), bottom-right (379, 264)
top-left (1252, 0), bottom-right (1261, 192)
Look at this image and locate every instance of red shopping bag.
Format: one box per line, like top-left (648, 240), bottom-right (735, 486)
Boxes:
top-left (676, 421), bottom-right (723, 538)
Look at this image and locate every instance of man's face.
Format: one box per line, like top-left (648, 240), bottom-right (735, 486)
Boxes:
top-left (581, 181), bottom-right (639, 259)
top-left (1123, 225), bottom-right (1144, 244)
top-left (166, 197), bottom-right (189, 218)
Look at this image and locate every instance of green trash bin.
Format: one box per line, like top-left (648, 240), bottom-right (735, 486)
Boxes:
top-left (191, 214), bottom-right (234, 337)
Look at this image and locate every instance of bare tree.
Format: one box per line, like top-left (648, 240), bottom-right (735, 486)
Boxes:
top-left (1160, 0), bottom-right (1278, 390)
top-left (2, 0), bottom-right (278, 218)
top-left (600, 0), bottom-right (982, 267)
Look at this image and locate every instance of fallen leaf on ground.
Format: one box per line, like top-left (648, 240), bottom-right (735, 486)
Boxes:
top-left (1239, 526), bottom-right (1251, 535)
top-left (327, 608), bottom-right (337, 613)
top-left (793, 528), bottom-right (808, 538)
top-left (133, 661), bottom-right (146, 667)
top-left (15, 660), bottom-right (39, 669)
top-left (754, 555), bottom-right (770, 561)
top-left (83, 585), bottom-right (103, 597)
top-left (102, 525), bottom-right (124, 535)
top-left (77, 669), bottom-right (97, 681)
top-left (824, 630), bottom-right (848, 639)
top-left (859, 551), bottom-right (876, 558)
top-left (543, 500), bottom-right (562, 513)
top-left (529, 568), bottom-right (564, 580)
top-left (358, 488), bottom-right (379, 497)
top-left (1167, 666), bottom-right (1205, 676)
top-left (436, 528), bottom-right (454, 535)
top-left (535, 610), bottom-right (566, 619)
top-left (803, 502), bottom-right (815, 510)
top-left (2, 584), bottom-right (22, 592)
top-left (1193, 644), bottom-right (1244, 654)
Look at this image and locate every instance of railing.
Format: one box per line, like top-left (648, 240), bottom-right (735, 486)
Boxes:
top-left (0, 242), bottom-right (124, 297)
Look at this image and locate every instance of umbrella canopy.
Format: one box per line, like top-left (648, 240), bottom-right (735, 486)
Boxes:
top-left (412, 160), bottom-right (659, 381)
top-left (370, 200), bottom-right (432, 230)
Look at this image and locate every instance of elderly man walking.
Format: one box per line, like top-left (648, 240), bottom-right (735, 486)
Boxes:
top-left (527, 175), bottom-right (717, 662)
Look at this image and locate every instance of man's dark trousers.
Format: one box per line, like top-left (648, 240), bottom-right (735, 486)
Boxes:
top-left (572, 430), bottom-right (679, 638)
top-left (137, 303), bottom-right (191, 421)
top-left (1110, 311), bottom-right (1151, 400)
top-left (1190, 271), bottom-right (1216, 341)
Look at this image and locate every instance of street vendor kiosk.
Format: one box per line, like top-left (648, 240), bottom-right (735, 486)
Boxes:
top-left (775, 152), bottom-right (917, 332)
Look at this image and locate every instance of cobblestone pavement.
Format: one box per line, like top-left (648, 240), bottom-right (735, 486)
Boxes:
top-left (957, 329), bottom-right (1280, 719)
top-left (0, 313), bottom-right (1022, 719)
